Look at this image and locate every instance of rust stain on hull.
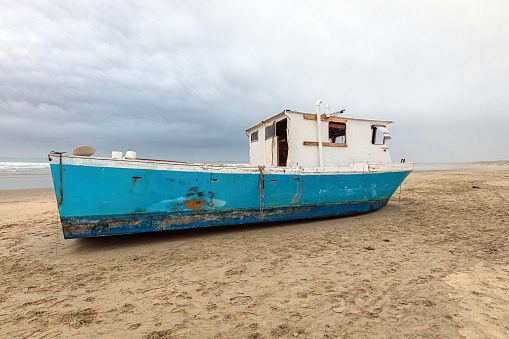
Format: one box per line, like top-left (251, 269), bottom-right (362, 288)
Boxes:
top-left (184, 199), bottom-right (209, 210)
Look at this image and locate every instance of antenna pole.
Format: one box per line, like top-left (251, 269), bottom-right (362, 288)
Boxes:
top-left (316, 100), bottom-right (323, 167)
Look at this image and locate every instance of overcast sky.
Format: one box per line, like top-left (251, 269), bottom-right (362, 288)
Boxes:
top-left (1, 1), bottom-right (507, 163)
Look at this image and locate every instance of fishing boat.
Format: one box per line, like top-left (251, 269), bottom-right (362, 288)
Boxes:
top-left (49, 100), bottom-right (413, 238)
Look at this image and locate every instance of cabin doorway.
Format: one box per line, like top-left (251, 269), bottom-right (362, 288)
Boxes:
top-left (276, 119), bottom-right (288, 166)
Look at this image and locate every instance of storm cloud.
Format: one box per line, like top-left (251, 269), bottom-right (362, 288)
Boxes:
top-left (1, 1), bottom-right (508, 163)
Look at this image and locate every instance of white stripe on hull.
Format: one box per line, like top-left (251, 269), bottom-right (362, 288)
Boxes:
top-left (49, 154), bottom-right (414, 175)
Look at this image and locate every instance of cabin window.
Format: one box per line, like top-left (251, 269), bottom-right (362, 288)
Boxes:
top-left (371, 127), bottom-right (384, 144)
top-left (251, 131), bottom-right (258, 142)
top-left (265, 124), bottom-right (275, 139)
top-left (372, 126), bottom-right (391, 145)
top-left (329, 122), bottom-right (346, 143)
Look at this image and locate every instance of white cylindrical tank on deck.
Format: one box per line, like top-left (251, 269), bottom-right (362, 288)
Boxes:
top-left (125, 151), bottom-right (137, 159)
top-left (112, 151), bottom-right (123, 159)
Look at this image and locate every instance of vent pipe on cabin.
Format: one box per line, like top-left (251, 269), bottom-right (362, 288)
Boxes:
top-left (316, 99), bottom-right (323, 167)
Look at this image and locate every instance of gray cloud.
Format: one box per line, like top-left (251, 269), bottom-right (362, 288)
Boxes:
top-left (1, 1), bottom-right (508, 163)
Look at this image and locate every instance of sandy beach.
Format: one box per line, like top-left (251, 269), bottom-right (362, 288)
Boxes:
top-left (1, 166), bottom-right (508, 338)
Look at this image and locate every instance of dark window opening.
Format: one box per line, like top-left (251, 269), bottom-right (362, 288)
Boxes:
top-left (276, 119), bottom-right (288, 166)
top-left (329, 122), bottom-right (346, 143)
top-left (371, 127), bottom-right (385, 145)
top-left (265, 124), bottom-right (275, 139)
top-left (251, 131), bottom-right (258, 142)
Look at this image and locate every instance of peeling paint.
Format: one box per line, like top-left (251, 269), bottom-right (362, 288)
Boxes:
top-left (184, 199), bottom-right (209, 210)
top-left (61, 198), bottom-right (390, 238)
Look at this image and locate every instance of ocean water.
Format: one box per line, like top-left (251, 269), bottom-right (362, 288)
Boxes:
top-left (0, 156), bottom-right (251, 190)
top-left (0, 157), bottom-right (53, 190)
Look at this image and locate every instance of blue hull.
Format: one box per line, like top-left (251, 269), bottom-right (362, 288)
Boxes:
top-left (50, 162), bottom-right (411, 238)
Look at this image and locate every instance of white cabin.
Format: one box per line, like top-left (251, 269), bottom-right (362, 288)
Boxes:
top-left (245, 107), bottom-right (394, 168)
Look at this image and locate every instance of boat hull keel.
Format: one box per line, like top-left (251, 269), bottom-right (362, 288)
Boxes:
top-left (62, 198), bottom-right (390, 238)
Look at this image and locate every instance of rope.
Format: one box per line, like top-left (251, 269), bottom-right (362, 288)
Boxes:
top-left (258, 166), bottom-right (265, 212)
top-left (59, 153), bottom-right (63, 205)
top-left (55, 209), bottom-right (59, 259)
top-left (50, 151), bottom-right (66, 205)
top-left (49, 151), bottom-right (65, 259)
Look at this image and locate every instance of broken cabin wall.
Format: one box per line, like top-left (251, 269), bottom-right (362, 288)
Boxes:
top-left (247, 112), bottom-right (289, 167)
top-left (263, 115), bottom-right (284, 167)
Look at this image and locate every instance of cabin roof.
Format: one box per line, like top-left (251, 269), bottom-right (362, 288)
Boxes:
top-left (245, 110), bottom-right (394, 133)
top-left (245, 110), bottom-right (287, 133)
